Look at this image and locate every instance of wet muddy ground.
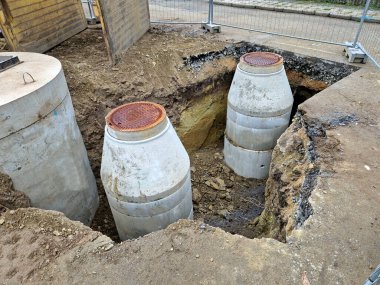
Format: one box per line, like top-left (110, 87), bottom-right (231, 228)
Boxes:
top-left (190, 143), bottom-right (265, 238)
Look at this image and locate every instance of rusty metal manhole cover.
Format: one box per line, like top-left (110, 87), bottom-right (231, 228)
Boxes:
top-left (106, 102), bottom-right (166, 132)
top-left (242, 52), bottom-right (282, 66)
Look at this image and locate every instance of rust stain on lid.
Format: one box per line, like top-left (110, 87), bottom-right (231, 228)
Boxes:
top-left (241, 52), bottom-right (283, 66)
top-left (106, 102), bottom-right (166, 132)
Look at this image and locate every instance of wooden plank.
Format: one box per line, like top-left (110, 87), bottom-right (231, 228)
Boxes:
top-left (12, 4), bottom-right (82, 35)
top-left (0, 0), bottom-right (87, 53)
top-left (97, 0), bottom-right (150, 63)
top-left (8, 0), bottom-right (70, 20)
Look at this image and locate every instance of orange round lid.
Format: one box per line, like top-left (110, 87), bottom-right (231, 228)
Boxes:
top-left (241, 52), bottom-right (283, 66)
top-left (106, 102), bottom-right (166, 132)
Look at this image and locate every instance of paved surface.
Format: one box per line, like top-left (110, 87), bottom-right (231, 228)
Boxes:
top-left (215, 0), bottom-right (380, 22)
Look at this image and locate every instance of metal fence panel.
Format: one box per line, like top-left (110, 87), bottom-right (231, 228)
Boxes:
top-left (213, 3), bottom-right (358, 46)
top-left (149, 0), bottom-right (209, 24)
top-left (356, 20), bottom-right (380, 66)
top-left (148, 0), bottom-right (379, 68)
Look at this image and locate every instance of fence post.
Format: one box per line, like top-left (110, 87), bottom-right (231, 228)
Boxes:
top-left (353, 0), bottom-right (371, 47)
top-left (88, 0), bottom-right (94, 19)
top-left (202, 0), bottom-right (221, 33)
top-left (208, 0), bottom-right (214, 25)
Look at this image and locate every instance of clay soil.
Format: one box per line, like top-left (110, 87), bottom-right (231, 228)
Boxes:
top-left (26, 26), bottom-right (265, 241)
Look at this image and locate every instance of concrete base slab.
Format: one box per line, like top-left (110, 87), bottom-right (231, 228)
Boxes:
top-left (344, 42), bottom-right (368, 64)
top-left (201, 23), bottom-right (221, 33)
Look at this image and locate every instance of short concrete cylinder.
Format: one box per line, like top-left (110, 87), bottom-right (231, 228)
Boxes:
top-left (224, 52), bottom-right (294, 179)
top-left (101, 102), bottom-right (193, 240)
top-left (0, 52), bottom-right (98, 225)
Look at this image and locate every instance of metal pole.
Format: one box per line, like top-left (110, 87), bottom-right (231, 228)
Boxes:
top-left (208, 0), bottom-right (214, 25)
top-left (88, 0), bottom-right (94, 19)
top-left (353, 0), bottom-right (372, 47)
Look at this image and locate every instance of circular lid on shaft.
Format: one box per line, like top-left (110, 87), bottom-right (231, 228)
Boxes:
top-left (239, 52), bottom-right (284, 74)
top-left (242, 52), bottom-right (282, 66)
top-left (105, 102), bottom-right (168, 141)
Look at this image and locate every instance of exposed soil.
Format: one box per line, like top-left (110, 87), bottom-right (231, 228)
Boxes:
top-left (1, 25), bottom-right (357, 242)
top-left (43, 26), bottom-right (269, 241)
top-left (0, 173), bottom-right (31, 213)
top-left (45, 26), bottom-right (240, 241)
top-left (190, 143), bottom-right (265, 238)
top-left (2, 24), bottom-right (378, 285)
top-left (0, 208), bottom-right (110, 283)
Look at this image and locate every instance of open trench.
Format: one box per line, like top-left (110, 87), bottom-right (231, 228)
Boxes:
top-left (172, 44), bottom-right (358, 241)
top-left (3, 26), bottom-right (379, 285)
top-left (38, 28), bottom-right (358, 242)
top-left (85, 43), bottom-right (351, 241)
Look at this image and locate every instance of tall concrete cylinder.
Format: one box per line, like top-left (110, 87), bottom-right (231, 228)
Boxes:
top-left (224, 52), bottom-right (294, 179)
top-left (0, 52), bottom-right (98, 225)
top-left (101, 102), bottom-right (193, 240)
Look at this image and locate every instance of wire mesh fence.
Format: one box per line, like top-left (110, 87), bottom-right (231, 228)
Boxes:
top-left (149, 0), bottom-right (209, 23)
top-left (213, 4), bottom-right (358, 45)
top-left (355, 20), bottom-right (380, 64)
top-left (148, 0), bottom-right (380, 68)
top-left (81, 0), bottom-right (97, 21)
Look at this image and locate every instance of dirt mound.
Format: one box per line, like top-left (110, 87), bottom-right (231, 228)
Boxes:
top-left (0, 173), bottom-right (31, 211)
top-left (44, 26), bottom-right (353, 241)
top-left (0, 207), bottom-right (112, 283)
top-left (0, 207), bottom-right (291, 284)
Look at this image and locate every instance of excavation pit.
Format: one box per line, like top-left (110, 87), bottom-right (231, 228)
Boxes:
top-left (50, 27), bottom-right (357, 241)
top-left (2, 26), bottom-right (357, 242)
top-left (1, 24), bottom-right (379, 284)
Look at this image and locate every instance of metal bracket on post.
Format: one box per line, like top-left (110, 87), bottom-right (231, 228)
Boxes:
top-left (201, 0), bottom-right (221, 33)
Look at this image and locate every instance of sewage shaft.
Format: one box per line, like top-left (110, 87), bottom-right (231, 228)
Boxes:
top-left (224, 52), bottom-right (294, 179)
top-left (101, 101), bottom-right (193, 240)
